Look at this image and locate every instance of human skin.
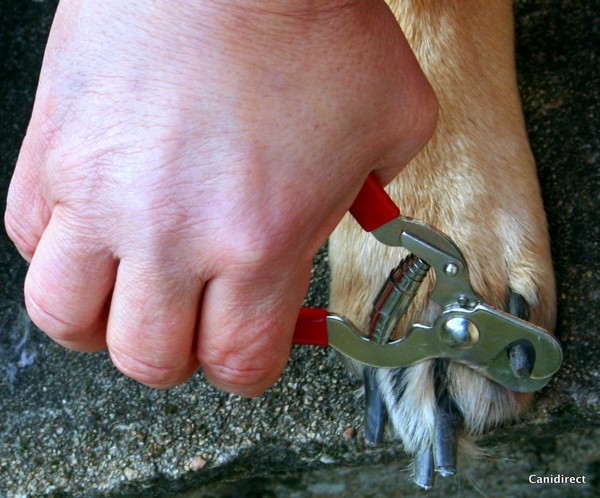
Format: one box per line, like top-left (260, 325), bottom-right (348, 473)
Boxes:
top-left (4, 0), bottom-right (437, 396)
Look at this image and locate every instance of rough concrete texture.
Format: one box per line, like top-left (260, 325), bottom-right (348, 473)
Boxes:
top-left (1, 1), bottom-right (599, 497)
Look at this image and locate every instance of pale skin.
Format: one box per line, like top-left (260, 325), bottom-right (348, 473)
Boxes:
top-left (4, 0), bottom-right (437, 396)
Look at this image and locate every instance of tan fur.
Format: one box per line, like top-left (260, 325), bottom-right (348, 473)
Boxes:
top-left (330, 0), bottom-right (556, 465)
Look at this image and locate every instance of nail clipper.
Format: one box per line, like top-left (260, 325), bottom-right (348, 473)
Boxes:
top-left (293, 174), bottom-right (562, 392)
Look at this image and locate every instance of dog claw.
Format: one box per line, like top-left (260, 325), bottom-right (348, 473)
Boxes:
top-left (434, 392), bottom-right (462, 476)
top-left (508, 342), bottom-right (535, 378)
top-left (507, 291), bottom-right (530, 321)
top-left (414, 447), bottom-right (435, 490)
top-left (507, 292), bottom-right (535, 378)
top-left (433, 361), bottom-right (463, 477)
top-left (363, 367), bottom-right (387, 445)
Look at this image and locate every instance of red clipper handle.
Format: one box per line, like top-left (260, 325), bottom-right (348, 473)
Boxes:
top-left (292, 307), bottom-right (329, 346)
top-left (293, 175), bottom-right (399, 346)
top-left (349, 173), bottom-right (400, 232)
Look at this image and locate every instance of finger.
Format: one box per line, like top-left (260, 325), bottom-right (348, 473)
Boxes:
top-left (24, 211), bottom-right (116, 352)
top-left (106, 259), bottom-right (201, 389)
top-left (5, 140), bottom-right (53, 261)
top-left (197, 261), bottom-right (313, 398)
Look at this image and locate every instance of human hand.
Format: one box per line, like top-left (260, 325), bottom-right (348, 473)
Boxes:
top-left (5, 0), bottom-right (437, 396)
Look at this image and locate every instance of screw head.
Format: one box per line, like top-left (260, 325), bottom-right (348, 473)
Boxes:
top-left (441, 317), bottom-right (479, 348)
top-left (444, 262), bottom-right (460, 277)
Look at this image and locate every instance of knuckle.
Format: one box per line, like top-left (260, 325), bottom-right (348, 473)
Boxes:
top-left (225, 226), bottom-right (292, 274)
top-left (385, 76), bottom-right (439, 160)
top-left (407, 80), bottom-right (439, 148)
top-left (416, 83), bottom-right (439, 142)
top-left (109, 348), bottom-right (190, 389)
top-left (201, 351), bottom-right (285, 397)
top-left (24, 290), bottom-right (87, 346)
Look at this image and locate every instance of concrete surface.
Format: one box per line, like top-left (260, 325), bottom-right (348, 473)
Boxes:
top-left (0, 1), bottom-right (599, 497)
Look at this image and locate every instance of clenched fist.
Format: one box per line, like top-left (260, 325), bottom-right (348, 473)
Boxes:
top-left (5, 0), bottom-right (437, 396)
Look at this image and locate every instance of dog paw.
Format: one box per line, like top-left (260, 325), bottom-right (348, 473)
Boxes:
top-left (328, 0), bottom-right (556, 488)
top-left (331, 191), bottom-right (555, 488)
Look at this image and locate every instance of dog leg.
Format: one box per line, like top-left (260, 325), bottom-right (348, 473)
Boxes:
top-left (329, 0), bottom-right (556, 486)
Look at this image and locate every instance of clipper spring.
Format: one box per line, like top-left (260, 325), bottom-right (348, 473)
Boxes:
top-left (367, 254), bottom-right (430, 345)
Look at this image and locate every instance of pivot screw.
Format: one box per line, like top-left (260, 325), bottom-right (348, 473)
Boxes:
top-left (441, 317), bottom-right (479, 349)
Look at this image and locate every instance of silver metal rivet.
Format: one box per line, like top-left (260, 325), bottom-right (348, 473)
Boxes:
top-left (443, 263), bottom-right (459, 277)
top-left (441, 317), bottom-right (479, 348)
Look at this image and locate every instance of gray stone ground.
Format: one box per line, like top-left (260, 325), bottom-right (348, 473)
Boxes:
top-left (1, 1), bottom-right (599, 497)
